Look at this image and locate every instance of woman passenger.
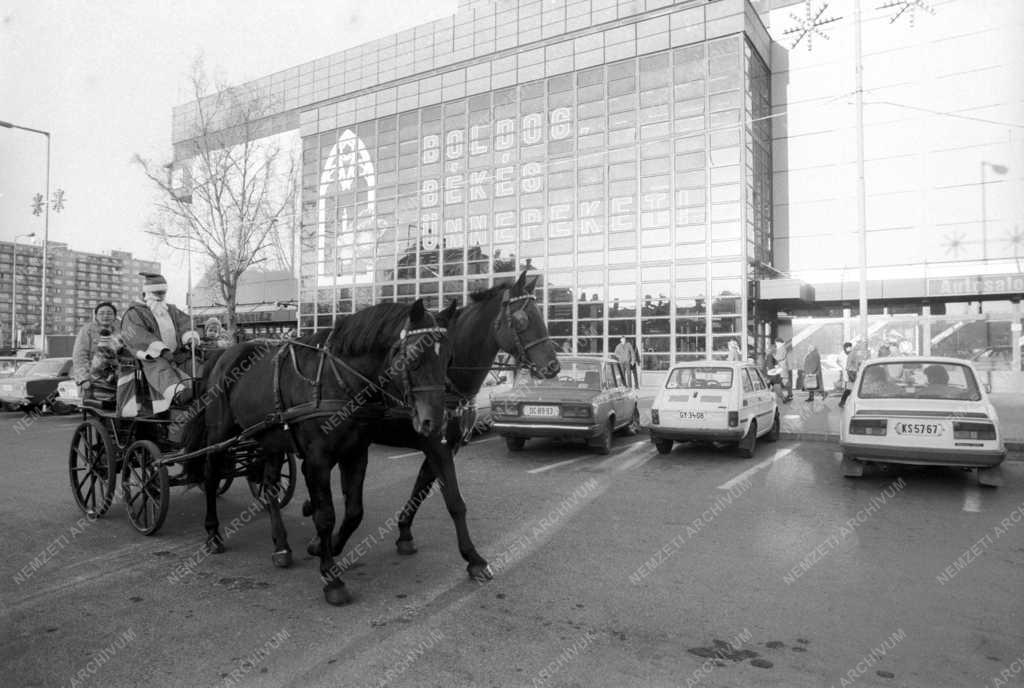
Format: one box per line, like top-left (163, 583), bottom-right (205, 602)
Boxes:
top-left (72, 302), bottom-right (124, 400)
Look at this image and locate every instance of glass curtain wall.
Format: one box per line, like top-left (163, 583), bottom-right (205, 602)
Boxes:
top-left (299, 34), bottom-right (772, 372)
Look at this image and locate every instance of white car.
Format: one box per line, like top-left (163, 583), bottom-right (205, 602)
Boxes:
top-left (648, 361), bottom-right (779, 458)
top-left (54, 379), bottom-right (83, 414)
top-left (839, 357), bottom-right (1005, 487)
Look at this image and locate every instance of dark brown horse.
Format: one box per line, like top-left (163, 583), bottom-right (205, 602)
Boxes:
top-left (183, 299), bottom-right (450, 605)
top-left (305, 271), bottom-right (561, 581)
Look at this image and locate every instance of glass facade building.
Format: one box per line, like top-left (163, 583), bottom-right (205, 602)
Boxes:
top-left (293, 0), bottom-right (773, 371)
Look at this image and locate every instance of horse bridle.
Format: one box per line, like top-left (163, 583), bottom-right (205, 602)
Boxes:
top-left (493, 292), bottom-right (551, 377)
top-left (386, 322), bottom-right (449, 408)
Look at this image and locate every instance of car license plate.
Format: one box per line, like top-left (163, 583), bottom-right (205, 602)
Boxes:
top-left (893, 422), bottom-right (944, 437)
top-left (679, 410), bottom-right (705, 420)
top-left (523, 405), bottom-right (558, 418)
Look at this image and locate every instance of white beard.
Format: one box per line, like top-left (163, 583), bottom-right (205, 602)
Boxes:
top-left (145, 297), bottom-right (176, 349)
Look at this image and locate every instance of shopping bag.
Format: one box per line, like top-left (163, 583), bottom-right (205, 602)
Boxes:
top-left (804, 372), bottom-right (819, 390)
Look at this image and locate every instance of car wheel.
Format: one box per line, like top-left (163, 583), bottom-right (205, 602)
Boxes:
top-left (840, 453), bottom-right (864, 478)
top-left (765, 411), bottom-right (780, 442)
top-left (737, 421), bottom-right (757, 458)
top-left (592, 418), bottom-right (614, 455)
top-left (505, 436), bottom-right (526, 452)
top-left (619, 406), bottom-right (641, 436)
top-left (654, 438), bottom-right (673, 455)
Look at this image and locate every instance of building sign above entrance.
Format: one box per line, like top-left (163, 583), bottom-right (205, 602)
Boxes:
top-left (927, 274), bottom-right (1024, 298)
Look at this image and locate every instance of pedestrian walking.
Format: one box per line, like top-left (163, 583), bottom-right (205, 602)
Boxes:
top-left (726, 339), bottom-right (741, 361)
top-left (773, 338), bottom-right (793, 403)
top-left (838, 341), bottom-right (864, 408)
top-left (802, 344), bottom-right (827, 402)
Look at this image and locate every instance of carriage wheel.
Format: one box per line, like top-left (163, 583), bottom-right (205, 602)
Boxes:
top-left (248, 452), bottom-right (297, 508)
top-left (121, 440), bottom-right (170, 535)
top-left (68, 419), bottom-right (117, 517)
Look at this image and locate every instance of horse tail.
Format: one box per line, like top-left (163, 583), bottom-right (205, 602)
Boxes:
top-left (180, 347), bottom-right (231, 483)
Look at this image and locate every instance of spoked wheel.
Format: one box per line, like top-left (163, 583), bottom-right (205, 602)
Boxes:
top-left (121, 440), bottom-right (170, 535)
top-left (68, 419), bottom-right (117, 517)
top-left (248, 452), bottom-right (297, 508)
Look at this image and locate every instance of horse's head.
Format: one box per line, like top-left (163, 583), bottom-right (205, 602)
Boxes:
top-left (493, 271), bottom-right (561, 379)
top-left (389, 299), bottom-right (451, 437)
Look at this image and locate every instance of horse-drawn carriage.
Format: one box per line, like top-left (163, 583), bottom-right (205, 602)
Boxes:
top-left (67, 351), bottom-right (297, 535)
top-left (65, 276), bottom-right (563, 605)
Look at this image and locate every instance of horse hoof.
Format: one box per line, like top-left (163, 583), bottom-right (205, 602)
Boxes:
top-left (206, 538), bottom-right (226, 555)
top-left (272, 550), bottom-right (293, 568)
top-left (301, 500), bottom-right (313, 517)
top-left (323, 584), bottom-right (352, 606)
top-left (307, 538), bottom-right (322, 557)
top-left (468, 562), bottom-right (493, 582)
top-left (396, 539), bottom-right (418, 556)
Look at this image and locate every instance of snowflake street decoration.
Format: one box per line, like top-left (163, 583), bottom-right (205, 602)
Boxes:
top-left (783, 0), bottom-right (842, 51)
top-left (878, 0), bottom-right (934, 26)
top-left (1006, 226), bottom-right (1024, 251)
top-left (942, 231), bottom-right (967, 258)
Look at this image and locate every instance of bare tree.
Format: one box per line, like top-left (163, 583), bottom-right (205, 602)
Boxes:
top-left (134, 57), bottom-right (298, 339)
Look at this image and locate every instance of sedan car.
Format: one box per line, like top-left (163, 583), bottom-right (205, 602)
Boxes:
top-left (471, 369), bottom-right (514, 434)
top-left (0, 356), bottom-right (73, 413)
top-left (0, 356), bottom-right (34, 378)
top-left (490, 355), bottom-right (640, 454)
top-left (839, 357), bottom-right (1005, 487)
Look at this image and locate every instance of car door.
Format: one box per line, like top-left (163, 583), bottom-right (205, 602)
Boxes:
top-left (603, 362), bottom-right (624, 427)
top-left (750, 367), bottom-right (774, 429)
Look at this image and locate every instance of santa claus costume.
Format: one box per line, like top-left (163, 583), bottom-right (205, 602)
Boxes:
top-left (119, 273), bottom-right (201, 415)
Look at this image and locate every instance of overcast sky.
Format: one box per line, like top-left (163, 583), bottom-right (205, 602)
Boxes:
top-left (0, 0), bottom-right (455, 302)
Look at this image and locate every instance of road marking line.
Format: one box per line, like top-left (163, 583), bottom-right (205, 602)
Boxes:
top-left (470, 435), bottom-right (499, 444)
top-left (615, 444), bottom-right (656, 473)
top-left (593, 439), bottom-right (647, 471)
top-left (717, 445), bottom-right (797, 491)
top-left (527, 457), bottom-right (584, 474)
top-left (962, 485), bottom-right (982, 513)
top-left (387, 450), bottom-right (423, 459)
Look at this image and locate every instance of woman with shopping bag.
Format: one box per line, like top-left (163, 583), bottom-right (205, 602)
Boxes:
top-left (802, 344), bottom-right (827, 402)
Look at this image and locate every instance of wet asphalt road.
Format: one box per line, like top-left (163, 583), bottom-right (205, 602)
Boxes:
top-left (1, 410), bottom-right (1022, 688)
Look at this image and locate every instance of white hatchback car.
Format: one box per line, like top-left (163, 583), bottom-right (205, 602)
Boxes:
top-left (839, 357), bottom-right (1006, 487)
top-left (648, 361), bottom-right (779, 458)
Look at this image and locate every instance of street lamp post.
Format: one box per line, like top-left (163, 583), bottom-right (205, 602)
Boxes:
top-left (10, 232), bottom-right (36, 349)
top-left (980, 161), bottom-right (1009, 261)
top-left (853, 0), bottom-right (869, 355)
top-left (0, 120), bottom-right (52, 355)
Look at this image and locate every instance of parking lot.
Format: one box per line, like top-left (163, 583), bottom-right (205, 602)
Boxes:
top-left (2, 410), bottom-right (1023, 688)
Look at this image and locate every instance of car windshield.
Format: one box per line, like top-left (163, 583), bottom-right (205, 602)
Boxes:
top-left (665, 366), bottom-right (734, 389)
top-left (858, 362), bottom-right (981, 401)
top-left (13, 363), bottom-right (36, 377)
top-left (31, 358), bottom-right (67, 377)
top-left (517, 359), bottom-right (602, 390)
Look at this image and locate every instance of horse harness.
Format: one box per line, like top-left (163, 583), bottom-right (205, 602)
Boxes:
top-left (257, 322), bottom-right (448, 453)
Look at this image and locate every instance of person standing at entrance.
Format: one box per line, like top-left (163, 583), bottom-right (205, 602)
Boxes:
top-left (802, 344), bottom-right (827, 402)
top-left (773, 338), bottom-right (793, 403)
top-left (726, 339), bottom-right (741, 361)
top-left (614, 336), bottom-right (639, 386)
top-left (838, 341), bottom-right (864, 408)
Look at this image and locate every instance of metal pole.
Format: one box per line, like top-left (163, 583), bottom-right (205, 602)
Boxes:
top-left (187, 224), bottom-right (196, 376)
top-left (854, 0), bottom-right (869, 355)
top-left (980, 161), bottom-right (987, 261)
top-left (10, 243), bottom-right (16, 349)
top-left (41, 132), bottom-right (50, 355)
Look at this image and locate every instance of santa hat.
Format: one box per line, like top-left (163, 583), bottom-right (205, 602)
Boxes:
top-left (140, 272), bottom-right (168, 295)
